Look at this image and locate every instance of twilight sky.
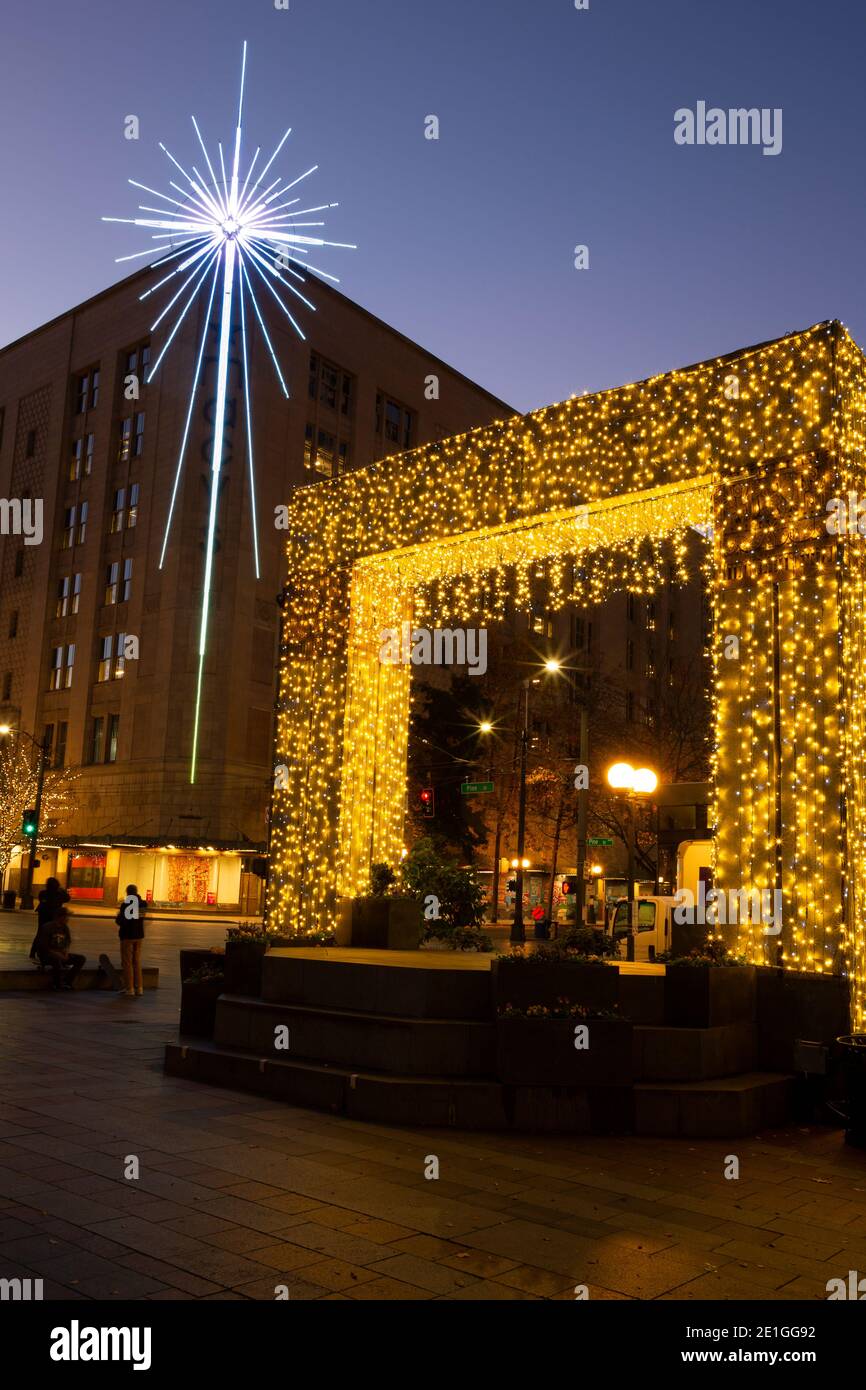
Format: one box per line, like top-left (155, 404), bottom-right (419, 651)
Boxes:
top-left (2, 0), bottom-right (864, 413)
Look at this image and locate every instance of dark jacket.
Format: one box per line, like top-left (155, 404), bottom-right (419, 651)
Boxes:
top-left (35, 919), bottom-right (71, 959)
top-left (30, 887), bottom-right (70, 958)
top-left (117, 894), bottom-right (146, 941)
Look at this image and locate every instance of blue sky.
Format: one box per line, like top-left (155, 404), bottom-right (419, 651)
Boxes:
top-left (2, 0), bottom-right (864, 411)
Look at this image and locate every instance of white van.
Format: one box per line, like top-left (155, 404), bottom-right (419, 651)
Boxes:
top-left (607, 895), bottom-right (675, 962)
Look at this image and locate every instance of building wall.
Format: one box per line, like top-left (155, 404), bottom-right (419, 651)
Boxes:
top-left (0, 267), bottom-right (511, 854)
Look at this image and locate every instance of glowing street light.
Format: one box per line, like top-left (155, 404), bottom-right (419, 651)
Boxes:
top-left (605, 760), bottom-right (660, 959)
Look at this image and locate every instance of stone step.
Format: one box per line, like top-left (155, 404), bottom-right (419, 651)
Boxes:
top-left (214, 995), bottom-right (497, 1077)
top-left (165, 1040), bottom-right (508, 1129)
top-left (634, 1072), bottom-right (792, 1138)
top-left (262, 948), bottom-right (493, 1019)
top-left (633, 1021), bottom-right (756, 1081)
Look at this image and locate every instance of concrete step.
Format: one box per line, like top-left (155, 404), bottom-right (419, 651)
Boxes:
top-left (633, 1021), bottom-right (756, 1081)
top-left (634, 1072), bottom-right (792, 1137)
top-left (214, 995), bottom-right (497, 1077)
top-left (165, 1040), bottom-right (508, 1129)
top-left (262, 948), bottom-right (493, 1019)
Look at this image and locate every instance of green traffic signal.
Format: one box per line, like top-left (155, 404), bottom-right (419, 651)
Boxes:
top-left (22, 809), bottom-right (37, 837)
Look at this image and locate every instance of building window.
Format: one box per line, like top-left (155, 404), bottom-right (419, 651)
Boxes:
top-left (376, 393), bottom-right (414, 450)
top-left (107, 713), bottom-right (120, 763)
top-left (55, 721), bottom-right (67, 768)
top-left (98, 633), bottom-right (126, 682)
top-left (69, 439), bottom-right (82, 481)
top-left (127, 483), bottom-right (139, 527)
top-left (110, 489), bottom-right (125, 532)
top-left (74, 369), bottom-right (100, 414)
top-left (78, 501), bottom-right (88, 544)
top-left (89, 716), bottom-right (104, 764)
top-left (117, 412), bottom-right (145, 464)
top-left (84, 432), bottom-right (94, 476)
top-left (121, 557), bottom-right (133, 602)
top-left (1, 673), bottom-right (11, 702)
top-left (61, 507), bottom-right (76, 549)
top-left (626, 691), bottom-right (635, 722)
top-left (25, 429), bottom-right (36, 458)
top-left (58, 574), bottom-right (82, 616)
top-left (626, 638), bottom-right (635, 672)
top-left (7, 611), bottom-right (17, 639)
top-left (43, 725), bottom-right (54, 765)
top-left (124, 342), bottom-right (151, 378)
top-left (13, 549), bottom-right (24, 578)
top-left (304, 426), bottom-right (347, 477)
top-left (309, 353), bottom-right (354, 416)
top-left (49, 644), bottom-right (75, 691)
top-left (105, 563), bottom-right (119, 605)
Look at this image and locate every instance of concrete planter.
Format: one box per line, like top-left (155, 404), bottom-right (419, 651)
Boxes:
top-left (179, 947), bottom-right (223, 985)
top-left (492, 958), bottom-right (619, 1014)
top-left (336, 895), bottom-right (422, 950)
top-left (179, 976), bottom-right (224, 1038)
top-left (664, 964), bottom-right (756, 1028)
top-left (224, 939), bottom-right (268, 997)
top-left (496, 1017), bottom-right (633, 1086)
top-left (755, 967), bottom-right (850, 1069)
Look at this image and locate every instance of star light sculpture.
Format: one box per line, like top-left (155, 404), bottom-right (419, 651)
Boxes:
top-left (103, 41), bottom-right (355, 782)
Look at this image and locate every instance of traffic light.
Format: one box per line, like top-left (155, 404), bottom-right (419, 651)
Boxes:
top-left (22, 809), bottom-right (38, 837)
top-left (420, 787), bottom-right (435, 818)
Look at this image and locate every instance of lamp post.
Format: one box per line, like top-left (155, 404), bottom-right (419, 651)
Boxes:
top-left (606, 761), bottom-right (658, 961)
top-left (511, 679), bottom-right (531, 943)
top-left (0, 723), bottom-right (51, 910)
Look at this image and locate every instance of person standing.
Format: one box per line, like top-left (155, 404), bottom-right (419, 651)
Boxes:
top-left (116, 883), bottom-right (146, 997)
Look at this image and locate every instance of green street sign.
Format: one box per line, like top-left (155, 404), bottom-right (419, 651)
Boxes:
top-left (587, 837), bottom-right (613, 846)
top-left (461, 781), bottom-right (494, 794)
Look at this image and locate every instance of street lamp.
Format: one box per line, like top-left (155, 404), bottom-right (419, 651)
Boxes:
top-left (0, 723), bottom-right (51, 910)
top-left (606, 760), bottom-right (658, 960)
top-left (540, 655), bottom-right (591, 929)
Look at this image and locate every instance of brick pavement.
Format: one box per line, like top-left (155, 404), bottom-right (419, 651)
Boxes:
top-left (0, 916), bottom-right (865, 1301)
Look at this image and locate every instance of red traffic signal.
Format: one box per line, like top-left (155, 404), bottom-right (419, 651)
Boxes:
top-left (420, 787), bottom-right (435, 817)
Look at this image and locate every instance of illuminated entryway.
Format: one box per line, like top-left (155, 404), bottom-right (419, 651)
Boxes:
top-left (268, 321), bottom-right (866, 1026)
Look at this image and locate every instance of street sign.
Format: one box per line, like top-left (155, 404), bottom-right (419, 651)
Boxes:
top-left (460, 781), bottom-right (494, 794)
top-left (587, 837), bottom-right (613, 846)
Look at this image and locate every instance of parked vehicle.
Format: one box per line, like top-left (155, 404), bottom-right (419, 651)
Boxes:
top-left (606, 895), bottom-right (676, 961)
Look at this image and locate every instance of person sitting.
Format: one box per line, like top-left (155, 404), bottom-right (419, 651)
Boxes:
top-left (34, 907), bottom-right (85, 991)
top-left (30, 877), bottom-right (70, 964)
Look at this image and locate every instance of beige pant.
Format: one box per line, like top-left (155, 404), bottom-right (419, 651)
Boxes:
top-left (121, 938), bottom-right (143, 993)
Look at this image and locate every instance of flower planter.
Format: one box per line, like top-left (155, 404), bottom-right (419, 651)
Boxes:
top-left (664, 964), bottom-right (756, 1028)
top-left (492, 958), bottom-right (619, 1013)
top-left (179, 976), bottom-right (224, 1039)
top-left (496, 1017), bottom-right (633, 1086)
top-left (224, 938), bottom-right (268, 996)
top-left (336, 895), bottom-right (422, 950)
top-left (179, 947), bottom-right (223, 985)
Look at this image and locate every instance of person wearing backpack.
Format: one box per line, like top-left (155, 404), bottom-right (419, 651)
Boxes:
top-left (116, 883), bottom-right (146, 997)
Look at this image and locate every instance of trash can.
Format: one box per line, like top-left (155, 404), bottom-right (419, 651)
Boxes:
top-left (2, 889), bottom-right (15, 911)
top-left (531, 907), bottom-right (550, 940)
top-left (837, 1035), bottom-right (866, 1148)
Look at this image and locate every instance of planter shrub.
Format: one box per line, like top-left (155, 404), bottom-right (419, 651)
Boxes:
top-left (492, 956), bottom-right (619, 1013)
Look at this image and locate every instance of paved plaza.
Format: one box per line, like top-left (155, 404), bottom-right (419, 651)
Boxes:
top-left (0, 915), bottom-right (865, 1301)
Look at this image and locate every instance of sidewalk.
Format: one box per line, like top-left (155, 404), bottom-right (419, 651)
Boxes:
top-left (0, 917), bottom-right (864, 1300)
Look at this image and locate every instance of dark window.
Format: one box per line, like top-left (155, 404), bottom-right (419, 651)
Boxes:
top-left (122, 557), bottom-right (133, 602)
top-left (626, 691), bottom-right (635, 722)
top-left (55, 722), bottom-right (67, 768)
top-left (61, 506), bottom-right (76, 549)
top-left (77, 501), bottom-right (88, 544)
top-left (90, 370), bottom-right (100, 409)
top-left (1, 672), bottom-right (11, 701)
top-left (7, 610), bottom-right (17, 639)
top-left (13, 549), bottom-right (24, 578)
top-left (69, 438), bottom-right (83, 481)
top-left (105, 563), bottom-right (119, 605)
top-left (133, 412), bottom-right (145, 457)
top-left (107, 713), bottom-right (119, 763)
top-left (25, 429), bottom-right (36, 458)
top-left (110, 489), bottom-right (125, 532)
top-left (376, 392), bottom-right (414, 451)
top-left (626, 639), bottom-right (634, 672)
top-left (90, 716), bottom-right (104, 764)
top-left (43, 725), bottom-right (54, 764)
